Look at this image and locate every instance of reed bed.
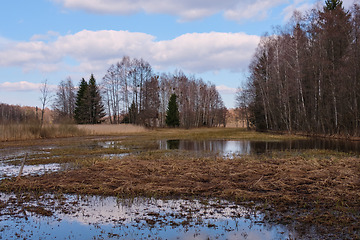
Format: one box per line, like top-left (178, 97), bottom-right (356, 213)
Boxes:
top-left (0, 123), bottom-right (87, 141)
top-left (132, 127), bottom-right (305, 141)
top-left (76, 124), bottom-right (148, 135)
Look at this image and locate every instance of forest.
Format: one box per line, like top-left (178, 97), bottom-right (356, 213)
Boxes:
top-left (238, 0), bottom-right (360, 136)
top-left (101, 56), bottom-right (226, 128)
top-left (1, 56), bottom-right (226, 128)
top-left (0, 103), bottom-right (38, 124)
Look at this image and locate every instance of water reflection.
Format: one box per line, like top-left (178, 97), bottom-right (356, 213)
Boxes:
top-left (158, 138), bottom-right (360, 156)
top-left (0, 194), bottom-right (297, 240)
top-left (1, 137), bottom-right (359, 179)
top-left (0, 163), bottom-right (63, 180)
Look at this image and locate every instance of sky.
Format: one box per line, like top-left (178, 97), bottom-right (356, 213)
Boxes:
top-left (0, 0), bottom-right (356, 109)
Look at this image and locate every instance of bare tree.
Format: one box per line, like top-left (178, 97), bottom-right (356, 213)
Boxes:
top-left (52, 77), bottom-right (76, 123)
top-left (39, 79), bottom-right (51, 127)
top-left (245, 0), bottom-right (360, 136)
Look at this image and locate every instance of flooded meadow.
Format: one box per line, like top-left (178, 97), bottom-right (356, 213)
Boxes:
top-left (0, 129), bottom-right (359, 239)
top-left (0, 193), bottom-right (297, 239)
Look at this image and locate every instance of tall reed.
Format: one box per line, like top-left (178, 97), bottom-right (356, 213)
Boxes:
top-left (0, 123), bottom-right (87, 141)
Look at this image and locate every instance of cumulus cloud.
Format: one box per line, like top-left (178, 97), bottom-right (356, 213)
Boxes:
top-left (30, 31), bottom-right (60, 42)
top-left (0, 81), bottom-right (58, 92)
top-left (53, 0), bottom-right (287, 22)
top-left (0, 81), bottom-right (43, 91)
top-left (216, 85), bottom-right (237, 94)
top-left (0, 30), bottom-right (260, 74)
top-left (282, 0), bottom-right (314, 21)
top-left (224, 0), bottom-right (286, 22)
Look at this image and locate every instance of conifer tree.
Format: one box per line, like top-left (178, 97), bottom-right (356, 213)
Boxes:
top-left (325, 0), bottom-right (342, 10)
top-left (88, 74), bottom-right (106, 124)
top-left (74, 78), bottom-right (89, 124)
top-left (165, 93), bottom-right (180, 127)
top-left (74, 75), bottom-right (105, 124)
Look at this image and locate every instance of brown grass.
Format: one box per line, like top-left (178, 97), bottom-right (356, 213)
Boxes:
top-left (0, 123), bottom-right (87, 141)
top-left (2, 151), bottom-right (359, 237)
top-left (0, 123), bottom-right (148, 141)
top-left (76, 124), bottom-right (148, 135)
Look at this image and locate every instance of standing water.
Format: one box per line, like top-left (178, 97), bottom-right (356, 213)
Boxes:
top-left (0, 193), bottom-right (298, 239)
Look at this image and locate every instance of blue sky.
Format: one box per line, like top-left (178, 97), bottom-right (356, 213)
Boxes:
top-left (0, 0), bottom-right (354, 109)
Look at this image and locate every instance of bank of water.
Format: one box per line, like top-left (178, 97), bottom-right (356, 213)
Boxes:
top-left (0, 193), bottom-right (297, 240)
top-left (0, 137), bottom-right (358, 239)
top-left (1, 137), bottom-right (359, 178)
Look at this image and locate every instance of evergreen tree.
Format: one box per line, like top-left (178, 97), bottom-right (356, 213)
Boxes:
top-left (88, 74), bottom-right (106, 124)
top-left (74, 75), bottom-right (105, 124)
top-left (166, 93), bottom-right (180, 127)
top-left (129, 101), bottom-right (137, 124)
top-left (325, 0), bottom-right (342, 10)
top-left (74, 78), bottom-right (89, 124)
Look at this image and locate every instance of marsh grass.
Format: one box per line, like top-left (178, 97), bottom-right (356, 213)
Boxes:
top-left (136, 127), bottom-right (306, 141)
top-left (76, 124), bottom-right (148, 135)
top-left (2, 149), bottom-right (358, 238)
top-left (4, 144), bottom-right (130, 166)
top-left (0, 123), bottom-right (87, 141)
top-left (1, 128), bottom-right (359, 238)
top-left (1, 123), bottom-right (303, 143)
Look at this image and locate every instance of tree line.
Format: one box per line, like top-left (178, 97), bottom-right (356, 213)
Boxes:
top-left (52, 56), bottom-right (226, 127)
top-left (238, 0), bottom-right (360, 136)
top-left (0, 103), bottom-right (37, 124)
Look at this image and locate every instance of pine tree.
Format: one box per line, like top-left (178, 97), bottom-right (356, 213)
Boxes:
top-left (325, 0), bottom-right (342, 11)
top-left (129, 101), bottom-right (137, 124)
top-left (74, 75), bottom-right (105, 124)
top-left (88, 74), bottom-right (106, 124)
top-left (74, 78), bottom-right (89, 124)
top-left (165, 93), bottom-right (180, 127)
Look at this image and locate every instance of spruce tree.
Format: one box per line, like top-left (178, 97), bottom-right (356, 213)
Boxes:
top-left (74, 78), bottom-right (89, 124)
top-left (325, 0), bottom-right (342, 11)
top-left (74, 75), bottom-right (105, 124)
top-left (165, 93), bottom-right (180, 127)
top-left (88, 74), bottom-right (106, 124)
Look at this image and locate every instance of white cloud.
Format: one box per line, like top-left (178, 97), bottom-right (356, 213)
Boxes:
top-left (224, 0), bottom-right (287, 22)
top-left (343, 0), bottom-right (357, 8)
top-left (216, 85), bottom-right (237, 94)
top-left (282, 0), bottom-right (314, 21)
top-left (0, 30), bottom-right (260, 75)
top-left (0, 81), bottom-right (43, 91)
top-left (30, 31), bottom-right (60, 42)
top-left (0, 81), bottom-right (57, 92)
top-left (152, 32), bottom-right (259, 72)
top-left (53, 0), bottom-right (287, 22)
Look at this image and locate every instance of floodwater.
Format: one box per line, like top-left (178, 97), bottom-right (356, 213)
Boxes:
top-left (0, 193), bottom-right (298, 240)
top-left (1, 137), bottom-right (360, 179)
top-left (158, 138), bottom-right (360, 157)
top-left (1, 136), bottom-right (355, 239)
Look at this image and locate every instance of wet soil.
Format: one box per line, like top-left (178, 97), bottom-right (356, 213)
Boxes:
top-left (1, 150), bottom-right (359, 239)
top-left (1, 129), bottom-right (360, 239)
top-left (0, 193), bottom-right (296, 239)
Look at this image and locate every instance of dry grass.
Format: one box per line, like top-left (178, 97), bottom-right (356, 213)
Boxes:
top-left (137, 127), bottom-right (305, 141)
top-left (76, 124), bottom-right (148, 135)
top-left (0, 123), bottom-right (147, 141)
top-left (2, 150), bottom-right (359, 237)
top-left (0, 123), bottom-right (87, 141)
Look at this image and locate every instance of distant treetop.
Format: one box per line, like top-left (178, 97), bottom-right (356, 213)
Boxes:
top-left (325, 0), bottom-right (343, 10)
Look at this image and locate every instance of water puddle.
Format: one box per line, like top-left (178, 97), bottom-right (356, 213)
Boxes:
top-left (0, 193), bottom-right (297, 239)
top-left (0, 138), bottom-right (128, 179)
top-left (0, 163), bottom-right (63, 180)
top-left (158, 138), bottom-right (360, 157)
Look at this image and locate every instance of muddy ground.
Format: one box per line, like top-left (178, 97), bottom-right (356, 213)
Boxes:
top-left (1, 149), bottom-right (359, 239)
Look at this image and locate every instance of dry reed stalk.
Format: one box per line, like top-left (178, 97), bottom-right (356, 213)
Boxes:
top-left (1, 152), bottom-right (359, 237)
top-left (76, 124), bottom-right (148, 135)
